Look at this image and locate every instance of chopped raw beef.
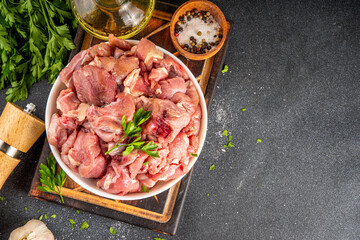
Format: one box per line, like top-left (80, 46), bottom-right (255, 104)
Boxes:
top-left (56, 89), bottom-right (81, 114)
top-left (86, 92), bottom-right (135, 142)
top-left (61, 130), bottom-right (78, 172)
top-left (113, 48), bottom-right (125, 58)
top-left (113, 56), bottom-right (140, 84)
top-left (82, 42), bottom-right (113, 65)
top-left (136, 38), bottom-right (164, 70)
top-left (171, 81), bottom-right (199, 115)
top-left (143, 98), bottom-right (191, 145)
top-left (182, 105), bottom-right (202, 136)
top-left (73, 65), bottom-right (117, 106)
top-left (51, 39), bottom-right (202, 196)
top-left (97, 159), bottom-right (140, 195)
top-left (108, 34), bottom-right (132, 50)
top-left (156, 77), bottom-right (187, 99)
top-left (158, 55), bottom-right (189, 80)
top-left (48, 113), bottom-right (69, 149)
top-left (123, 69), bottom-right (149, 97)
top-left (59, 50), bottom-right (87, 89)
top-left (67, 129), bottom-right (107, 178)
top-left (148, 67), bottom-right (168, 82)
top-left (166, 132), bottom-right (190, 165)
top-left (89, 56), bottom-right (139, 84)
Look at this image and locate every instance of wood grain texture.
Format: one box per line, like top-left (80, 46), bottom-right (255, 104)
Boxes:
top-left (28, 2), bottom-right (233, 235)
top-left (0, 102), bottom-right (45, 152)
top-left (0, 151), bottom-right (20, 189)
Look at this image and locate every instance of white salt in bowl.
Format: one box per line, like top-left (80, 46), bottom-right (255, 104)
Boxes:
top-left (45, 40), bottom-right (208, 200)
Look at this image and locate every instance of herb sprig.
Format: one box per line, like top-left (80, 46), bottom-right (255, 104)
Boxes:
top-left (0, 0), bottom-right (76, 102)
top-left (106, 108), bottom-right (159, 158)
top-left (38, 155), bottom-right (67, 203)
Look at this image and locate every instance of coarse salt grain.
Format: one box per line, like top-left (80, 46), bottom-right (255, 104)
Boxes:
top-left (176, 17), bottom-right (220, 46)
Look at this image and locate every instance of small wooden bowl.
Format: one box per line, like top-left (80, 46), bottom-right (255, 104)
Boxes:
top-left (170, 0), bottom-right (228, 61)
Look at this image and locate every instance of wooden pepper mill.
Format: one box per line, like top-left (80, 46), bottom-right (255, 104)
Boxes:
top-left (0, 102), bottom-right (45, 190)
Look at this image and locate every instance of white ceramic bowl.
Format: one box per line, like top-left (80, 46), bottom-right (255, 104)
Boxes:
top-left (45, 40), bottom-right (208, 200)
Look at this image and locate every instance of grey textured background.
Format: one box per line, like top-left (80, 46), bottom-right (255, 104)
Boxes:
top-left (1, 0), bottom-right (360, 239)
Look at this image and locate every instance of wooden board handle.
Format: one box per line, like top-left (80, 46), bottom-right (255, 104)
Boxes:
top-left (0, 151), bottom-right (20, 190)
top-left (0, 103), bottom-right (45, 153)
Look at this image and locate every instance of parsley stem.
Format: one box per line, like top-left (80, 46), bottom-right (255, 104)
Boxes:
top-left (105, 136), bottom-right (126, 155)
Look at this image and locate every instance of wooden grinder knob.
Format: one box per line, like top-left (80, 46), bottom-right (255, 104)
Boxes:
top-left (0, 102), bottom-right (45, 190)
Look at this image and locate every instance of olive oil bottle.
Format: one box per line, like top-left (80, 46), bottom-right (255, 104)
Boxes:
top-left (71, 0), bottom-right (155, 40)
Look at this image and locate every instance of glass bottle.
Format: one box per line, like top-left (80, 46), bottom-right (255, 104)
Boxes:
top-left (71, 0), bottom-right (155, 40)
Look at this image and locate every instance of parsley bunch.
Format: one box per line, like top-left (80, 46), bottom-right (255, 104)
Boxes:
top-left (38, 155), bottom-right (67, 203)
top-left (0, 0), bottom-right (76, 102)
top-left (106, 108), bottom-right (160, 158)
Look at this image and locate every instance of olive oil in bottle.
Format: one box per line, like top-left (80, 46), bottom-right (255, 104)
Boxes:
top-left (71, 0), bottom-right (155, 40)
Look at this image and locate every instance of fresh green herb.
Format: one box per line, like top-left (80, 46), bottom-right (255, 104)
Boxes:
top-left (38, 155), bottom-right (67, 203)
top-left (0, 196), bottom-right (3, 201)
top-left (154, 238), bottom-right (166, 240)
top-left (69, 219), bottom-right (76, 229)
top-left (223, 130), bottom-right (234, 148)
top-left (105, 108), bottom-right (159, 158)
top-left (39, 215), bottom-right (43, 221)
top-left (11, 171), bottom-right (14, 175)
top-left (37, 209), bottom-right (41, 212)
top-left (206, 193), bottom-right (209, 197)
top-left (76, 210), bottom-right (80, 214)
top-left (209, 164), bottom-right (215, 171)
top-left (44, 214), bottom-right (48, 219)
top-left (257, 138), bottom-right (262, 143)
top-left (189, 153), bottom-right (198, 157)
top-left (0, 0), bottom-right (76, 102)
top-left (242, 108), bottom-right (247, 112)
top-left (143, 160), bottom-right (149, 165)
top-left (80, 221), bottom-right (89, 230)
top-left (109, 227), bottom-right (117, 235)
top-left (221, 64), bottom-right (229, 73)
top-left (24, 220), bottom-right (27, 224)
top-left (141, 185), bottom-right (149, 192)
top-left (24, 206), bottom-right (27, 211)
top-left (50, 214), bottom-right (56, 219)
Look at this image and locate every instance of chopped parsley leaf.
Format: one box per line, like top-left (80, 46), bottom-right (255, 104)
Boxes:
top-left (257, 139), bottom-right (262, 143)
top-left (143, 160), bottom-right (149, 165)
top-left (80, 221), bottom-right (89, 230)
top-left (154, 238), bottom-right (166, 240)
top-left (227, 142), bottom-right (234, 147)
top-left (190, 153), bottom-right (198, 157)
top-left (141, 185), bottom-right (149, 192)
top-left (222, 130), bottom-right (228, 136)
top-left (76, 210), bottom-right (80, 214)
top-left (24, 206), bottom-right (27, 211)
top-left (242, 108), bottom-right (246, 112)
top-left (109, 227), bottom-right (117, 235)
top-left (39, 215), bottom-right (43, 221)
top-left (69, 219), bottom-right (76, 229)
top-left (0, 196), bottom-right (4, 201)
top-left (50, 214), bottom-right (56, 219)
top-left (44, 214), bottom-right (48, 219)
top-left (209, 164), bottom-right (215, 171)
top-left (206, 193), bottom-right (209, 197)
top-left (221, 65), bottom-right (229, 73)
top-left (37, 209), bottom-right (41, 212)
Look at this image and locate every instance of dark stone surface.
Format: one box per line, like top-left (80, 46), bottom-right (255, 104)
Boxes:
top-left (1, 0), bottom-right (360, 239)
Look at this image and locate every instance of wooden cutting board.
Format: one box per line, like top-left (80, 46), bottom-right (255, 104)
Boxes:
top-left (28, 1), bottom-right (233, 235)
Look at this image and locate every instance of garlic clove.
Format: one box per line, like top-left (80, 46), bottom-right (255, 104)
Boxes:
top-left (9, 219), bottom-right (54, 240)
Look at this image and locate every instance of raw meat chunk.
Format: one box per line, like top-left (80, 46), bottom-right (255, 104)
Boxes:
top-left (67, 129), bottom-right (106, 178)
top-left (73, 65), bottom-right (117, 106)
top-left (56, 89), bottom-right (81, 114)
